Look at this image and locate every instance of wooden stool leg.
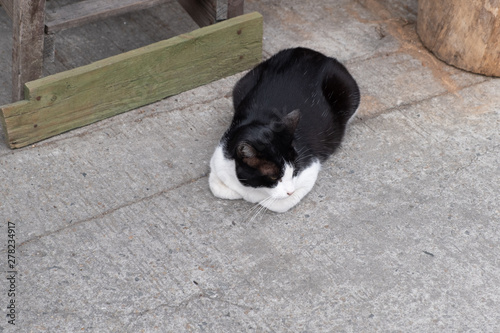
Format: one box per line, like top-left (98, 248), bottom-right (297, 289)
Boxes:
top-left (12, 0), bottom-right (46, 101)
top-left (178, 0), bottom-right (244, 27)
top-left (228, 0), bottom-right (244, 19)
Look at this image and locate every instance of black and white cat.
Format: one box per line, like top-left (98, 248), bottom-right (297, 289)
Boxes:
top-left (209, 47), bottom-right (360, 213)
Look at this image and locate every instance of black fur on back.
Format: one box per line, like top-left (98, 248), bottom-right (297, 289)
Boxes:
top-left (222, 47), bottom-right (360, 186)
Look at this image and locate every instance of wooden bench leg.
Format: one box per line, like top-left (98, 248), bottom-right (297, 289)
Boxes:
top-left (12, 0), bottom-right (46, 101)
top-left (177, 0), bottom-right (244, 27)
top-left (228, 0), bottom-right (244, 18)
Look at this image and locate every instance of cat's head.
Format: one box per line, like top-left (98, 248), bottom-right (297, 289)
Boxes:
top-left (229, 110), bottom-right (301, 198)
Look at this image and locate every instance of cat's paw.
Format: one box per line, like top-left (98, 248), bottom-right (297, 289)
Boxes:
top-left (260, 187), bottom-right (311, 213)
top-left (209, 172), bottom-right (243, 200)
top-left (260, 195), bottom-right (300, 213)
top-left (261, 197), bottom-right (297, 213)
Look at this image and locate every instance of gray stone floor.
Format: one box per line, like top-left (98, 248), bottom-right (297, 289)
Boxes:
top-left (1, 0), bottom-right (499, 332)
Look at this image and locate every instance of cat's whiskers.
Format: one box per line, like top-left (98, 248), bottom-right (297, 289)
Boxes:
top-left (253, 202), bottom-right (270, 223)
top-left (247, 196), bottom-right (280, 223)
top-left (295, 152), bottom-right (311, 160)
top-left (259, 196), bottom-right (276, 208)
top-left (256, 196), bottom-right (276, 220)
top-left (296, 146), bottom-right (310, 154)
top-left (242, 202), bottom-right (262, 221)
top-left (242, 197), bottom-right (273, 223)
top-left (294, 153), bottom-right (313, 165)
top-left (294, 147), bottom-right (312, 164)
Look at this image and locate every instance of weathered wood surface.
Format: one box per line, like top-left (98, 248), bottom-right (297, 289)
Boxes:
top-left (45, 0), bottom-right (169, 33)
top-left (12, 0), bottom-right (46, 101)
top-left (2, 0), bottom-right (200, 106)
top-left (46, 0), bottom-right (243, 33)
top-left (0, 0), bottom-right (14, 19)
top-left (177, 0), bottom-right (221, 26)
top-left (417, 0), bottom-right (500, 77)
top-left (0, 12), bottom-right (263, 148)
top-left (228, 0), bottom-right (244, 18)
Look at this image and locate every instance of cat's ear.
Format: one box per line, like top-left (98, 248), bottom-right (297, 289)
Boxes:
top-left (237, 142), bottom-right (257, 159)
top-left (283, 109), bottom-right (300, 133)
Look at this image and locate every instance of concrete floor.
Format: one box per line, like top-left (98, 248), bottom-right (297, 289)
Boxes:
top-left (1, 0), bottom-right (499, 332)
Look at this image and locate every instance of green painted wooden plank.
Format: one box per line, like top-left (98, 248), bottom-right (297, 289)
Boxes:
top-left (0, 12), bottom-right (263, 148)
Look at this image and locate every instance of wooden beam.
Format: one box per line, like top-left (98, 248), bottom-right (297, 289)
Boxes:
top-left (12, 0), bottom-right (46, 101)
top-left (0, 0), bottom-right (14, 19)
top-left (45, 0), bottom-right (169, 33)
top-left (0, 12), bottom-right (263, 149)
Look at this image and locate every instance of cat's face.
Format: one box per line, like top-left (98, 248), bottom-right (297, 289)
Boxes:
top-left (232, 111), bottom-right (301, 198)
top-left (235, 142), bottom-right (298, 199)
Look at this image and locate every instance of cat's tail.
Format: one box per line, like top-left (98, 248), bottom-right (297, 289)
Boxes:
top-left (322, 59), bottom-right (361, 124)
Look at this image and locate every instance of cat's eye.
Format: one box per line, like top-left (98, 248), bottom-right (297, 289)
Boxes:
top-left (269, 176), bottom-right (279, 181)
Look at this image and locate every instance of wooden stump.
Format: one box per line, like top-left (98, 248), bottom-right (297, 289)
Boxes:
top-left (417, 0), bottom-right (500, 77)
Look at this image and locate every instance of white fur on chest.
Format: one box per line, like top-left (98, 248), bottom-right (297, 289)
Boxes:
top-left (209, 145), bottom-right (320, 213)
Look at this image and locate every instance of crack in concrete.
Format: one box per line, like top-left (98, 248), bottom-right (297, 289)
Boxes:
top-left (436, 146), bottom-right (496, 200)
top-left (355, 78), bottom-right (490, 122)
top-left (12, 172), bottom-right (208, 251)
top-left (124, 289), bottom-right (257, 330)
